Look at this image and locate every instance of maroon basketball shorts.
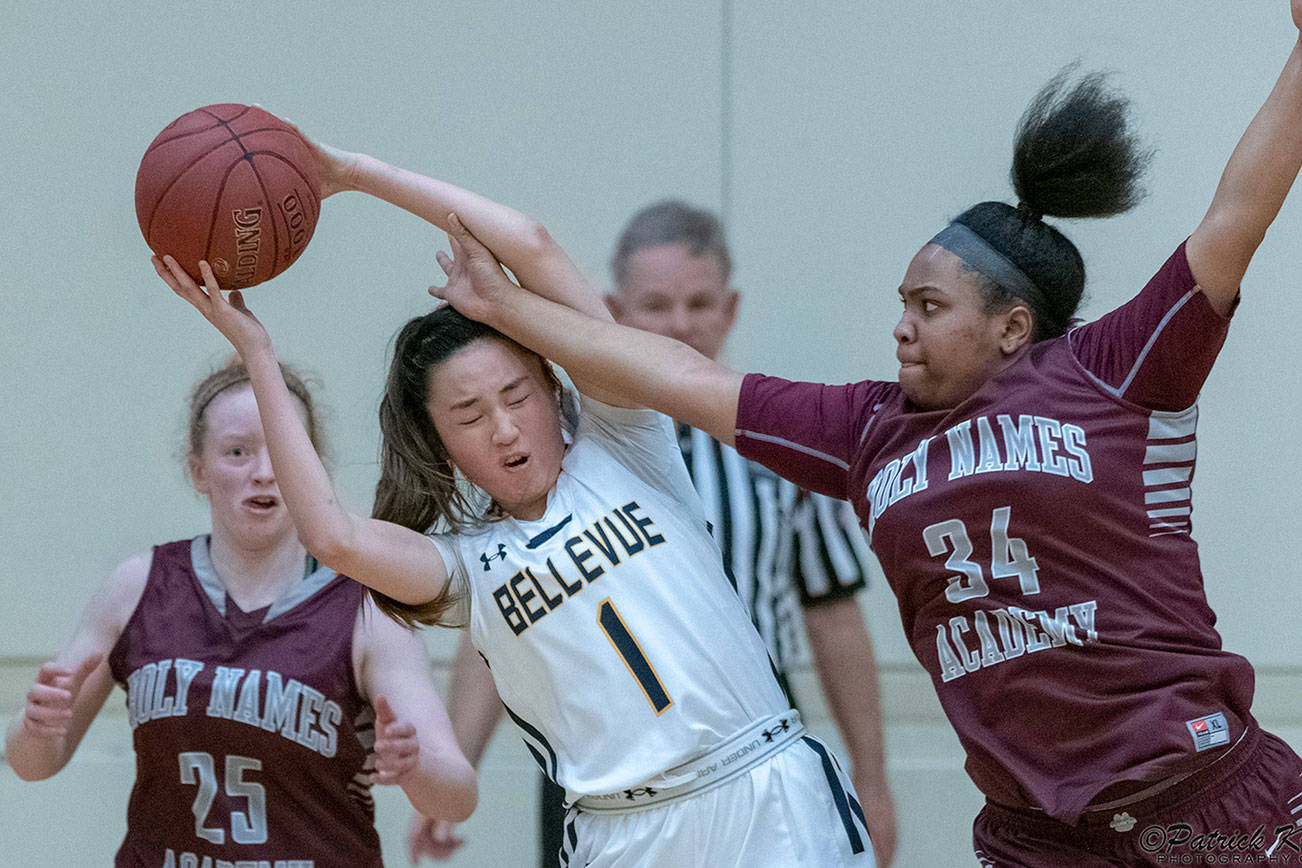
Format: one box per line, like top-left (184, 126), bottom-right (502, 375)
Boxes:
top-left (971, 726), bottom-right (1302, 867)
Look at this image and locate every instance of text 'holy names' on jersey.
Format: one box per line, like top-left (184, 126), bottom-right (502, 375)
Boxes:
top-left (432, 397), bottom-right (791, 801)
top-left (108, 538), bottom-right (381, 868)
top-left (735, 242), bottom-right (1254, 824)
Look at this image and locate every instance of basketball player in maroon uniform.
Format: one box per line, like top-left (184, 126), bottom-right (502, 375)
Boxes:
top-left (5, 359), bottom-right (476, 867)
top-left (425, 4), bottom-right (1302, 862)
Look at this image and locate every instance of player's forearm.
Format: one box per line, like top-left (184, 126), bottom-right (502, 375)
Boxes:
top-left (348, 156), bottom-right (607, 320)
top-left (803, 600), bottom-right (889, 784)
top-left (242, 349), bottom-right (358, 565)
top-left (482, 282), bottom-right (743, 442)
top-left (3, 718), bottom-right (71, 781)
top-left (1189, 36), bottom-right (1302, 304)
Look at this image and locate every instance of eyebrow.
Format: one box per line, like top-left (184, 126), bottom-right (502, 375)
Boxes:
top-left (448, 376), bottom-right (529, 412)
top-left (899, 284), bottom-right (943, 300)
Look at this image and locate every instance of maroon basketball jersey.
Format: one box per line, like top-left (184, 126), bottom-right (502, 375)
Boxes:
top-left (108, 537), bottom-right (382, 867)
top-left (736, 243), bottom-right (1255, 823)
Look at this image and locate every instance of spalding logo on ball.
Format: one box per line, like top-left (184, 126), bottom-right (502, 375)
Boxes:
top-left (135, 104), bottom-right (322, 289)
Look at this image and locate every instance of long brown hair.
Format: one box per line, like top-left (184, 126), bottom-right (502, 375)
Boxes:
top-left (371, 305), bottom-right (561, 627)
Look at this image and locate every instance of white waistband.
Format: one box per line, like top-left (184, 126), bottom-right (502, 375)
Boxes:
top-left (575, 709), bottom-right (804, 814)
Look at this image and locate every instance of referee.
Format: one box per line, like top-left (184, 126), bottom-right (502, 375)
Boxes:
top-left (408, 201), bottom-right (897, 867)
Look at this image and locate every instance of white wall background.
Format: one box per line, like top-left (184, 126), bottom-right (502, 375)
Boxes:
top-left (3, 2), bottom-right (1300, 865)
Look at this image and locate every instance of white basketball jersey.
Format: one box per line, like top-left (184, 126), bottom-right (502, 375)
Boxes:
top-left (433, 398), bottom-right (789, 797)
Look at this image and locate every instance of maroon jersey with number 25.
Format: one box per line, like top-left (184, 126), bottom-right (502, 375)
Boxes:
top-left (736, 243), bottom-right (1253, 823)
top-left (108, 536), bottom-right (381, 867)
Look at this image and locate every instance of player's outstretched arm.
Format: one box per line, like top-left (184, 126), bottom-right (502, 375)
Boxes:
top-left (301, 136), bottom-right (610, 326)
top-left (155, 256), bottom-right (452, 608)
top-left (4, 554), bottom-right (147, 780)
top-left (355, 600), bottom-right (477, 822)
top-left (1186, 1), bottom-right (1302, 314)
top-left (432, 215), bottom-right (745, 443)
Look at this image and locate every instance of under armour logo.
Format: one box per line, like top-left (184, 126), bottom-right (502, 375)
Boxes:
top-left (1109, 812), bottom-right (1136, 832)
top-left (623, 787), bottom-right (657, 800)
top-left (480, 544), bottom-right (508, 571)
top-left (762, 720), bottom-right (792, 742)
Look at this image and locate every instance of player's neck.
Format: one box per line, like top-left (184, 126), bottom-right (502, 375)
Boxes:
top-left (207, 529), bottom-right (309, 610)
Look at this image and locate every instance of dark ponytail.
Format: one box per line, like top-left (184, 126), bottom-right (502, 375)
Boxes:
top-left (952, 67), bottom-right (1152, 340)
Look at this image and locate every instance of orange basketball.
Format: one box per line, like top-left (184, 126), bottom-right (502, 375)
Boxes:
top-left (135, 104), bottom-right (322, 289)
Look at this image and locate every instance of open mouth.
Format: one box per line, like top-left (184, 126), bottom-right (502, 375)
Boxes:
top-left (245, 495), bottom-right (279, 511)
top-left (505, 455), bottom-right (529, 469)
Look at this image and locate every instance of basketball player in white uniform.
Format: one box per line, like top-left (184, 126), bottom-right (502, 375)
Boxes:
top-left (157, 134), bottom-right (876, 866)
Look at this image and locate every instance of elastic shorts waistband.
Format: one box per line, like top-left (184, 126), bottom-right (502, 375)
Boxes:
top-left (575, 709), bottom-right (804, 814)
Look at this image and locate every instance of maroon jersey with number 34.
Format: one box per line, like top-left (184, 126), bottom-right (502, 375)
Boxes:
top-left (736, 243), bottom-right (1254, 823)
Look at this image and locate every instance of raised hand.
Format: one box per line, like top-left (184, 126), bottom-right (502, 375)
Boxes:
top-left (428, 213), bottom-right (519, 323)
top-left (259, 110), bottom-right (361, 199)
top-left (406, 814), bottom-right (465, 863)
top-left (153, 255), bottom-right (273, 360)
top-left (371, 694), bottom-right (421, 786)
top-left (21, 653), bottom-right (104, 738)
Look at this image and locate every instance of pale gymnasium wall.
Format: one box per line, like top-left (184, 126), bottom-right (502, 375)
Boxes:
top-left (2, 2), bottom-right (1299, 866)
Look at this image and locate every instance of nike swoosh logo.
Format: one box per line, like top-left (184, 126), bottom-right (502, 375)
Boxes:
top-left (526, 514), bottom-right (573, 549)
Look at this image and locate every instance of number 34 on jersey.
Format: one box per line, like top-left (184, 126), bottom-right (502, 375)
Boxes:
top-left (925, 506), bottom-right (1098, 683)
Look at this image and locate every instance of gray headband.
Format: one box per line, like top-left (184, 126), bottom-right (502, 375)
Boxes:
top-left (928, 222), bottom-right (1045, 309)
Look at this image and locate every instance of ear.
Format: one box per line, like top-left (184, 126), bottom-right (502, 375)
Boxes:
top-left (722, 287), bottom-right (740, 335)
top-left (604, 292), bottom-right (624, 322)
top-left (188, 454), bottom-right (210, 496)
top-left (999, 305), bottom-right (1035, 354)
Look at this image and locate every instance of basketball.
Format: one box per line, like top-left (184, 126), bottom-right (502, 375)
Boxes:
top-left (135, 104), bottom-right (322, 289)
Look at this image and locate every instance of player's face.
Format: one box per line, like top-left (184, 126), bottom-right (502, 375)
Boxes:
top-left (190, 386), bottom-right (306, 547)
top-left (893, 244), bottom-right (1021, 410)
top-left (609, 242), bottom-right (737, 360)
top-left (427, 338), bottom-right (565, 521)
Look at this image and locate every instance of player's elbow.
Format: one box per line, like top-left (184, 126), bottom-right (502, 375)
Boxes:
top-left (411, 755), bottom-right (478, 822)
top-left (296, 516), bottom-right (362, 577)
top-left (446, 774), bottom-right (479, 823)
top-left (516, 218), bottom-right (563, 265)
top-left (4, 745), bottom-right (65, 782)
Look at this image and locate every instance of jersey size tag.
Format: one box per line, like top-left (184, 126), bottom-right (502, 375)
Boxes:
top-left (1185, 712), bottom-right (1230, 751)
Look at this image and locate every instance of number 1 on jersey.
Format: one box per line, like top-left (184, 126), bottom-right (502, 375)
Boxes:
top-left (598, 598), bottom-right (673, 715)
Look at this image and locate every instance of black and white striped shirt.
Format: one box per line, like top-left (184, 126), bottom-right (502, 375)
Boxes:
top-left (677, 424), bottom-right (875, 674)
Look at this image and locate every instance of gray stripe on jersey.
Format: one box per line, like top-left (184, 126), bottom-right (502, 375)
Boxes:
top-left (1145, 441), bottom-right (1197, 464)
top-left (190, 534), bottom-right (339, 622)
top-left (266, 563), bottom-right (339, 621)
top-left (1142, 403), bottom-right (1199, 537)
top-left (190, 534), bottom-right (228, 615)
top-left (1114, 289), bottom-right (1197, 397)
top-left (736, 429), bottom-right (851, 470)
top-left (1148, 406), bottom-right (1198, 440)
top-left (1145, 487), bottom-right (1192, 504)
